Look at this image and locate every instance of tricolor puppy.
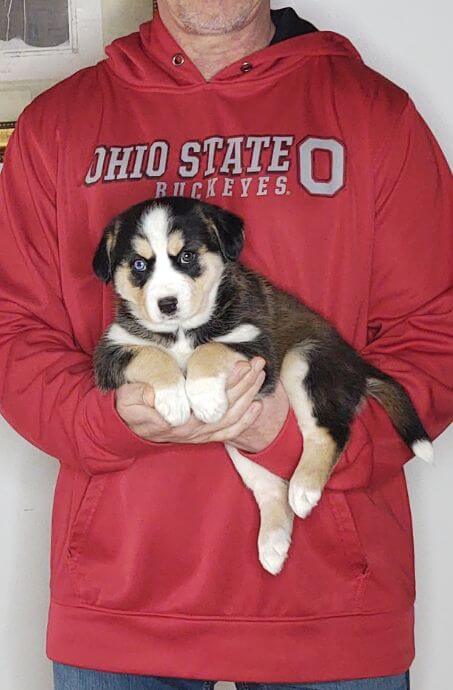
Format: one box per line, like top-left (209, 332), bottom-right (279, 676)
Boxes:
top-left (93, 197), bottom-right (433, 575)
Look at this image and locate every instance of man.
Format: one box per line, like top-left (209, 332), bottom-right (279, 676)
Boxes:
top-left (0, 2), bottom-right (451, 689)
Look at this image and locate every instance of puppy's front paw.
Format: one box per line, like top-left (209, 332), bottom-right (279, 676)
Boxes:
top-left (288, 475), bottom-right (322, 519)
top-left (154, 379), bottom-right (191, 427)
top-left (186, 375), bottom-right (228, 424)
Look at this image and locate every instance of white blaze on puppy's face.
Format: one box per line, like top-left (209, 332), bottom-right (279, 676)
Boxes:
top-left (139, 206), bottom-right (192, 327)
top-left (115, 204), bottom-right (225, 332)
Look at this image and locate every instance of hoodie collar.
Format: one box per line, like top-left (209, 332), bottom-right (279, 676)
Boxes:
top-left (104, 10), bottom-right (361, 91)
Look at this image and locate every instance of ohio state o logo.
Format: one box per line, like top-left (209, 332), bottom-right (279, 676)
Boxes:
top-left (298, 137), bottom-right (345, 196)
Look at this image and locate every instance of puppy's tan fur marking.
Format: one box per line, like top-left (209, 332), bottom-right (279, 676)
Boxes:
top-left (167, 231), bottom-right (185, 257)
top-left (125, 346), bottom-right (182, 388)
top-left (291, 430), bottom-right (338, 491)
top-left (103, 219), bottom-right (121, 273)
top-left (186, 342), bottom-right (246, 380)
top-left (177, 251), bottom-right (225, 330)
top-left (132, 236), bottom-right (154, 260)
top-left (108, 219), bottom-right (121, 248)
top-left (190, 252), bottom-right (223, 312)
top-left (125, 345), bottom-right (191, 427)
top-left (114, 265), bottom-right (148, 317)
top-left (282, 348), bottom-right (339, 517)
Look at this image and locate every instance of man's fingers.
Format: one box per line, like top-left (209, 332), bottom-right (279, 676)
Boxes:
top-left (226, 357), bottom-right (266, 389)
top-left (127, 406), bottom-right (170, 430)
top-left (227, 360), bottom-right (265, 406)
top-left (225, 369), bottom-right (266, 423)
top-left (115, 360), bottom-right (267, 444)
top-left (140, 384), bottom-right (155, 407)
top-left (116, 383), bottom-right (172, 434)
top-left (226, 361), bottom-right (250, 388)
top-left (250, 356), bottom-right (266, 370)
top-left (188, 368), bottom-right (265, 442)
top-left (179, 358), bottom-right (266, 442)
top-left (162, 414), bottom-right (204, 438)
top-left (209, 401), bottom-right (262, 443)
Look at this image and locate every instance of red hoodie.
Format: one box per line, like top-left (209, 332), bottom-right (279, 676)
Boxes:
top-left (0, 9), bottom-right (452, 683)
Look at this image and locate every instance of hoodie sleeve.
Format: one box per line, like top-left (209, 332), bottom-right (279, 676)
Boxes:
top-left (0, 107), bottom-right (157, 475)
top-left (329, 99), bottom-right (453, 491)
top-left (239, 99), bottom-right (452, 485)
top-left (238, 407), bottom-right (303, 480)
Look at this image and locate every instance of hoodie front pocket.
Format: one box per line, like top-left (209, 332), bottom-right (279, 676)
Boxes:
top-left (66, 473), bottom-right (108, 603)
top-left (325, 491), bottom-right (370, 607)
top-left (65, 457), bottom-right (371, 618)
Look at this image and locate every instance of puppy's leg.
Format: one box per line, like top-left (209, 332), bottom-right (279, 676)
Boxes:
top-left (281, 348), bottom-right (342, 519)
top-left (126, 346), bottom-right (191, 427)
top-left (225, 445), bottom-right (294, 576)
top-left (185, 343), bottom-right (246, 424)
top-left (188, 344), bottom-right (292, 574)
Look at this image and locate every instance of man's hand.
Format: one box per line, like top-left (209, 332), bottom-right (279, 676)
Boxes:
top-left (228, 381), bottom-right (290, 453)
top-left (115, 358), bottom-right (267, 444)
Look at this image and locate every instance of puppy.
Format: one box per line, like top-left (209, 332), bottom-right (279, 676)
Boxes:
top-left (93, 197), bottom-right (433, 575)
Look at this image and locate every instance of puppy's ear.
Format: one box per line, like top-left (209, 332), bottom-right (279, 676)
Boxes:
top-left (204, 205), bottom-right (244, 262)
top-left (92, 219), bottom-right (120, 283)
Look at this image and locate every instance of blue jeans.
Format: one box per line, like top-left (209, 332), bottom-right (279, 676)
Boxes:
top-left (53, 664), bottom-right (410, 690)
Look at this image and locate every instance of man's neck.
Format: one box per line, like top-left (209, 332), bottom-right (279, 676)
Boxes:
top-left (157, 5), bottom-right (275, 81)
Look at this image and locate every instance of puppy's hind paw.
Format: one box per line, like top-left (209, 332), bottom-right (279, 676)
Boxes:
top-left (259, 527), bottom-right (292, 576)
top-left (288, 478), bottom-right (322, 519)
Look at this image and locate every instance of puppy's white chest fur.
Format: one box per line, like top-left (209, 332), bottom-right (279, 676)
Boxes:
top-left (169, 323), bottom-right (260, 371)
top-left (106, 322), bottom-right (194, 371)
top-left (168, 329), bottom-right (195, 370)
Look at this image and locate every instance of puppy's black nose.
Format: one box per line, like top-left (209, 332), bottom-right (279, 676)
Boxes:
top-left (158, 296), bottom-right (178, 315)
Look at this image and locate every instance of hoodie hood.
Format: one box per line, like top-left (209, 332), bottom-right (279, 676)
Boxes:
top-left (104, 11), bottom-right (361, 91)
top-left (270, 7), bottom-right (317, 44)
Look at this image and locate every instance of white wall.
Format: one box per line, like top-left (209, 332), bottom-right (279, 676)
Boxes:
top-left (0, 2), bottom-right (451, 689)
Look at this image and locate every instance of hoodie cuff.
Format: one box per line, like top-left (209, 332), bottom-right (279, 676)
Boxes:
top-left (240, 408), bottom-right (303, 480)
top-left (78, 388), bottom-right (158, 475)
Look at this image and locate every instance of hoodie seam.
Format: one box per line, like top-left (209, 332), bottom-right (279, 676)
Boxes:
top-left (75, 68), bottom-right (106, 187)
top-left (362, 96), bottom-right (411, 348)
top-left (51, 598), bottom-right (411, 623)
top-left (372, 96), bottom-right (411, 170)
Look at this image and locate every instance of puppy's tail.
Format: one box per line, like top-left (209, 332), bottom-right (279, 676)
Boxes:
top-left (364, 365), bottom-right (433, 463)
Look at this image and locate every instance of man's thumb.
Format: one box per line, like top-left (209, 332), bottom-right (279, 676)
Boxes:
top-left (140, 384), bottom-right (155, 407)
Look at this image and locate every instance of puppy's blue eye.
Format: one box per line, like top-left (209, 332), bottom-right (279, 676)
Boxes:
top-left (133, 258), bottom-right (147, 272)
top-left (179, 251), bottom-right (195, 265)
